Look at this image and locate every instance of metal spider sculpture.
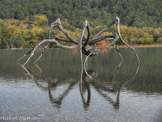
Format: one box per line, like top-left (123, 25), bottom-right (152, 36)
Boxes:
top-left (17, 17), bottom-right (139, 76)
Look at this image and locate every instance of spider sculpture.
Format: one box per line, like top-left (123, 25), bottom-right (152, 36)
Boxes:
top-left (17, 17), bottom-right (139, 76)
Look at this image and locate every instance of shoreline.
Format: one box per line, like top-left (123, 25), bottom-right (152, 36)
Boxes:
top-left (109, 44), bottom-right (162, 48)
top-left (1, 44), bottom-right (162, 50)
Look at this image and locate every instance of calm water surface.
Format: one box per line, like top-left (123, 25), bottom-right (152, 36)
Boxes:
top-left (0, 47), bottom-right (162, 122)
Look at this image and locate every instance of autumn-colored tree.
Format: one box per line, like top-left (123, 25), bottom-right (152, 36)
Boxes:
top-left (0, 15), bottom-right (162, 49)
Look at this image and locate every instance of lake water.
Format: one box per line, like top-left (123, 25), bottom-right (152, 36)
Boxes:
top-left (0, 47), bottom-right (162, 122)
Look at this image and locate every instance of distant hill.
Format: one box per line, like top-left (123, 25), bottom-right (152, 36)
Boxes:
top-left (0, 0), bottom-right (161, 28)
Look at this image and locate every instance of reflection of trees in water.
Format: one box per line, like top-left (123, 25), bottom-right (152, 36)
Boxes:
top-left (19, 60), bottom-right (139, 110)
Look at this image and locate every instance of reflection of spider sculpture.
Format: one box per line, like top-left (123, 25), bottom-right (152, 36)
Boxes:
top-left (17, 17), bottom-right (140, 75)
top-left (19, 59), bottom-right (139, 110)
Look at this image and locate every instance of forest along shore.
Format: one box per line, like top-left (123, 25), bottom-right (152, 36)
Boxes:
top-left (0, 15), bottom-right (162, 49)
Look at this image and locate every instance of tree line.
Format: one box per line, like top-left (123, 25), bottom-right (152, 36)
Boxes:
top-left (0, 15), bottom-right (162, 49)
top-left (0, 0), bottom-right (161, 28)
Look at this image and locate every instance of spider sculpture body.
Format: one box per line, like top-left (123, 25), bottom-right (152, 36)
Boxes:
top-left (17, 17), bottom-right (139, 75)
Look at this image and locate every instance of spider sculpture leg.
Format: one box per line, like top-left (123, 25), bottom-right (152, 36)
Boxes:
top-left (84, 52), bottom-right (94, 79)
top-left (34, 45), bottom-right (48, 64)
top-left (17, 18), bottom-right (61, 63)
top-left (34, 21), bottom-right (54, 63)
top-left (21, 39), bottom-right (79, 66)
top-left (35, 18), bottom-right (79, 63)
top-left (84, 34), bottom-right (119, 78)
top-left (115, 17), bottom-right (140, 63)
top-left (79, 20), bottom-right (91, 76)
top-left (92, 17), bottom-right (139, 63)
top-left (17, 18), bottom-right (79, 66)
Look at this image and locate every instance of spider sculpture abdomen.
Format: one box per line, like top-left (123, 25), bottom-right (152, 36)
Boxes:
top-left (82, 45), bottom-right (99, 56)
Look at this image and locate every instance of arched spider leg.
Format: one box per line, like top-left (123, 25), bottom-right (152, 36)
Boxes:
top-left (34, 19), bottom-right (60, 63)
top-left (83, 22), bottom-right (90, 46)
top-left (114, 17), bottom-right (140, 63)
top-left (17, 18), bottom-right (61, 63)
top-left (17, 19), bottom-right (79, 66)
top-left (84, 34), bottom-right (119, 78)
top-left (34, 18), bottom-right (79, 63)
top-left (92, 18), bottom-right (116, 39)
top-left (84, 51), bottom-right (94, 79)
top-left (89, 35), bottom-right (123, 62)
top-left (21, 39), bottom-right (79, 66)
top-left (79, 20), bottom-right (91, 76)
top-left (92, 19), bottom-right (124, 61)
top-left (17, 18), bottom-right (79, 65)
top-left (93, 17), bottom-right (139, 62)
